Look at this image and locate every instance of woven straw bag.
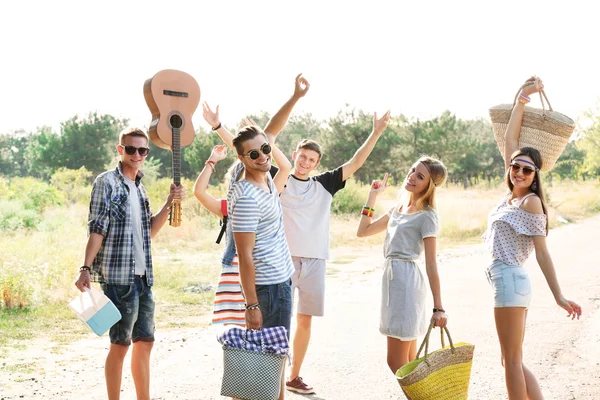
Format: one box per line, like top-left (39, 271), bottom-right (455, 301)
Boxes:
top-left (220, 331), bottom-right (287, 400)
top-left (489, 79), bottom-right (575, 172)
top-left (396, 322), bottom-right (475, 400)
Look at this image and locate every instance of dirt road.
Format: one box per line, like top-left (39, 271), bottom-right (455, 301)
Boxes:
top-left (2, 216), bottom-right (599, 399)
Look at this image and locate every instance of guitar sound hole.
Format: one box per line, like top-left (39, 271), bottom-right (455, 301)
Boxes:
top-left (170, 114), bottom-right (183, 129)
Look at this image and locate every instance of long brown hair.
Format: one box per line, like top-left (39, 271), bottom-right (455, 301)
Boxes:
top-left (411, 156), bottom-right (448, 211)
top-left (506, 147), bottom-right (549, 234)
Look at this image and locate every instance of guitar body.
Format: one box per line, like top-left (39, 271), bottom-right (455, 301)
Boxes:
top-left (143, 69), bottom-right (200, 149)
top-left (143, 69), bottom-right (200, 227)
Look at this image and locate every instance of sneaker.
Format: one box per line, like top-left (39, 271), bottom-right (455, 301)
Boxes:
top-left (286, 376), bottom-right (315, 394)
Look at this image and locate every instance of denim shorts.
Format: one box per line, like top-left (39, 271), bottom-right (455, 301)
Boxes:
top-left (255, 279), bottom-right (292, 338)
top-left (486, 259), bottom-right (532, 308)
top-left (101, 275), bottom-right (155, 346)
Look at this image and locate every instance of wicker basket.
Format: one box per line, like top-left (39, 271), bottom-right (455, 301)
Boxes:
top-left (396, 322), bottom-right (474, 400)
top-left (489, 80), bottom-right (575, 172)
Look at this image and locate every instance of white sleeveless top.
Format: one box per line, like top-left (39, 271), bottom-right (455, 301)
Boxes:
top-left (483, 193), bottom-right (547, 266)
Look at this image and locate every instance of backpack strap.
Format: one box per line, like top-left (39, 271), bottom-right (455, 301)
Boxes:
top-left (216, 199), bottom-right (228, 244)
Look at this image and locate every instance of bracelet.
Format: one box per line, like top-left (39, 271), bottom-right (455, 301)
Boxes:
top-left (245, 302), bottom-right (260, 310)
top-left (79, 266), bottom-right (91, 272)
top-left (433, 307), bottom-right (445, 313)
top-left (211, 122), bottom-right (222, 131)
top-left (205, 160), bottom-right (216, 172)
top-left (518, 93), bottom-right (531, 104)
top-left (361, 206), bottom-right (374, 217)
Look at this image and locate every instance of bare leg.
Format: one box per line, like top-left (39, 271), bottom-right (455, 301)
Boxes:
top-left (289, 313), bottom-right (312, 379)
top-left (105, 344), bottom-right (129, 400)
top-left (495, 307), bottom-right (528, 400)
top-left (521, 310), bottom-right (544, 400)
top-left (131, 341), bottom-right (153, 400)
top-left (386, 337), bottom-right (417, 374)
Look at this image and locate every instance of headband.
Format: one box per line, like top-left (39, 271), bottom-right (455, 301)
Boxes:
top-left (420, 161), bottom-right (436, 186)
top-left (514, 158), bottom-right (539, 170)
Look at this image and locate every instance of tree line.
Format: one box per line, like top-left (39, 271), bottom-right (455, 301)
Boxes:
top-left (1, 105), bottom-right (599, 187)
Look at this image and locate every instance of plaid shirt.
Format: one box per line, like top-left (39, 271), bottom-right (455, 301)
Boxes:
top-left (88, 163), bottom-right (154, 286)
top-left (217, 326), bottom-right (289, 355)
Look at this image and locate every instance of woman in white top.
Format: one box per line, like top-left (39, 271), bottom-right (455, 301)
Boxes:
top-left (356, 156), bottom-right (448, 375)
top-left (484, 76), bottom-right (582, 399)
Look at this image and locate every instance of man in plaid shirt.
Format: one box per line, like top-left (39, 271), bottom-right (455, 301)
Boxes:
top-left (75, 127), bottom-right (184, 400)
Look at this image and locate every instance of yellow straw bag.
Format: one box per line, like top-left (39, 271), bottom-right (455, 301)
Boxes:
top-left (396, 321), bottom-right (474, 400)
top-left (489, 79), bottom-right (575, 172)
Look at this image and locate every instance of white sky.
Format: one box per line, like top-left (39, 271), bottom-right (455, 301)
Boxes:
top-left (1, 0), bottom-right (599, 135)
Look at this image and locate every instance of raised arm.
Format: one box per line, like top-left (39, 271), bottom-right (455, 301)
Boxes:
top-left (356, 173), bottom-right (390, 237)
top-left (503, 77), bottom-right (544, 170)
top-left (193, 145), bottom-right (228, 218)
top-left (203, 102), bottom-right (236, 150)
top-left (341, 110), bottom-right (391, 181)
top-left (272, 144), bottom-right (292, 193)
top-left (263, 73), bottom-right (310, 137)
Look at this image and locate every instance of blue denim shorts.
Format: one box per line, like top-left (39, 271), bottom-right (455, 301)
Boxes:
top-left (255, 279), bottom-right (292, 338)
top-left (101, 275), bottom-right (155, 346)
top-left (486, 259), bottom-right (532, 308)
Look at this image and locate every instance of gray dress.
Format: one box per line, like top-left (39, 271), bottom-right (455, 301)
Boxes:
top-left (380, 206), bottom-right (439, 340)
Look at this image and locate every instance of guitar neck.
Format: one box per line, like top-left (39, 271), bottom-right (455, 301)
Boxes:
top-left (172, 127), bottom-right (181, 186)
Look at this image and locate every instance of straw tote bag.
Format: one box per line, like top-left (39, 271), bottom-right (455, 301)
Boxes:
top-left (396, 322), bottom-right (475, 400)
top-left (489, 79), bottom-right (575, 172)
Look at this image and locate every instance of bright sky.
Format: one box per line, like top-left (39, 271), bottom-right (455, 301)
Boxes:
top-left (1, 0), bottom-right (599, 135)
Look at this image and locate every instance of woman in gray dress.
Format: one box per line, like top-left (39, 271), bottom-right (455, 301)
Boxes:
top-left (356, 156), bottom-right (448, 374)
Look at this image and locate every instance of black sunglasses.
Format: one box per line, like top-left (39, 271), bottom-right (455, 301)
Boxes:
top-left (120, 145), bottom-right (150, 156)
top-left (243, 143), bottom-right (271, 160)
top-left (510, 162), bottom-right (537, 176)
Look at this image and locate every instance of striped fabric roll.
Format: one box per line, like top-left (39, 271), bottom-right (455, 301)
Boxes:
top-left (212, 256), bottom-right (246, 326)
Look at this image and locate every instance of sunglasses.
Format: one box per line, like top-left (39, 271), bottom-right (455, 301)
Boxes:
top-left (510, 163), bottom-right (537, 176)
top-left (120, 145), bottom-right (150, 156)
top-left (242, 143), bottom-right (271, 160)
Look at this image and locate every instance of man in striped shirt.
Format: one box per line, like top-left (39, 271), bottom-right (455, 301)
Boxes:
top-left (229, 125), bottom-right (294, 400)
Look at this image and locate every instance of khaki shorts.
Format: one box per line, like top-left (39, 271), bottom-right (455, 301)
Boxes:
top-left (291, 256), bottom-right (326, 317)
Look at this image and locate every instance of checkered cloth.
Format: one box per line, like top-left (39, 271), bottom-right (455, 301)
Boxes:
top-left (217, 326), bottom-right (289, 355)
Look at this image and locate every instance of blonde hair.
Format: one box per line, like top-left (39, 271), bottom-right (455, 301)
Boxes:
top-left (400, 156), bottom-right (448, 211)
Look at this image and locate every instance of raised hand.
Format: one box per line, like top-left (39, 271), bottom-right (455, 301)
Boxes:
top-left (521, 76), bottom-right (544, 97)
top-left (241, 118), bottom-right (260, 129)
top-left (373, 110), bottom-right (391, 135)
top-left (209, 145), bottom-right (227, 162)
top-left (370, 172), bottom-right (390, 195)
top-left (202, 101), bottom-right (220, 129)
top-left (293, 73), bottom-right (310, 98)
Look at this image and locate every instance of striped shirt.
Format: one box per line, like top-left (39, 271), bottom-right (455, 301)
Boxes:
top-left (228, 173), bottom-right (294, 285)
top-left (88, 163), bottom-right (154, 286)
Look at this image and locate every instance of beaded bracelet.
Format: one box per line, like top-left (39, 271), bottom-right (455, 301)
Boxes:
top-left (361, 206), bottom-right (374, 217)
top-left (245, 302), bottom-right (260, 310)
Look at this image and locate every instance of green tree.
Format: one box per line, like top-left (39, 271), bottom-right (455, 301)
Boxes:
top-left (27, 113), bottom-right (127, 179)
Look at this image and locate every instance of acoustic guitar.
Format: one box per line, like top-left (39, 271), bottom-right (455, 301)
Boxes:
top-left (143, 69), bottom-right (200, 227)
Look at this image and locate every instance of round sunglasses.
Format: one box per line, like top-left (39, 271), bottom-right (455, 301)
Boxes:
top-left (510, 162), bottom-right (537, 176)
top-left (119, 145), bottom-right (150, 156)
top-left (242, 143), bottom-right (272, 160)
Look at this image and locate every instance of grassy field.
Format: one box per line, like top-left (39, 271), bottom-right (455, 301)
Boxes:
top-left (1, 178), bottom-right (599, 355)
